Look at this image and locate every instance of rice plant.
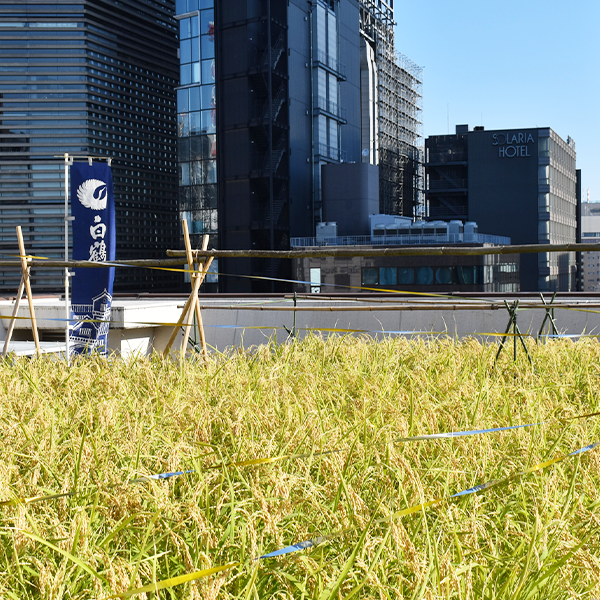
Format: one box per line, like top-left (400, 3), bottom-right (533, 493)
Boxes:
top-left (0, 335), bottom-right (599, 599)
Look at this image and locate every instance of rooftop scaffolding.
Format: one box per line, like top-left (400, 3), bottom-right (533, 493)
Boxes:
top-left (359, 0), bottom-right (424, 218)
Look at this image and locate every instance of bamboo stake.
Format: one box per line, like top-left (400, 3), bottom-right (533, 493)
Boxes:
top-left (194, 293), bottom-right (209, 361)
top-left (2, 277), bottom-right (25, 358)
top-left (192, 303), bottom-right (560, 312)
top-left (16, 226), bottom-right (41, 356)
top-left (0, 239), bottom-right (593, 271)
top-left (162, 229), bottom-right (213, 358)
top-left (162, 258), bottom-right (212, 357)
top-left (194, 303), bottom-right (506, 312)
top-left (162, 288), bottom-right (197, 355)
top-left (191, 244), bottom-right (209, 362)
top-left (182, 252), bottom-right (213, 356)
top-left (181, 224), bottom-right (209, 359)
top-left (166, 241), bottom-right (600, 260)
top-left (179, 224), bottom-right (203, 356)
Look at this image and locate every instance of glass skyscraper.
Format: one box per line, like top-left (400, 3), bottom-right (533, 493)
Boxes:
top-left (0, 0), bottom-right (180, 292)
top-left (175, 0), bottom-right (217, 288)
top-left (174, 1), bottom-right (424, 293)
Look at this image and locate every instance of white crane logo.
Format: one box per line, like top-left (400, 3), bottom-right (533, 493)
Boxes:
top-left (77, 179), bottom-right (107, 210)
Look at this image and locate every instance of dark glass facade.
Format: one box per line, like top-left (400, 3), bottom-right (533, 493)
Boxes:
top-left (215, 0), bottom-right (292, 292)
top-left (0, 0), bottom-right (179, 293)
top-left (175, 0), bottom-right (218, 289)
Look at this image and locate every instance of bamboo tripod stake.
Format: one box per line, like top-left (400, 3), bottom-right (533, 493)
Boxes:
top-left (2, 226), bottom-right (41, 357)
top-left (162, 222), bottom-right (212, 358)
top-left (181, 221), bottom-right (209, 360)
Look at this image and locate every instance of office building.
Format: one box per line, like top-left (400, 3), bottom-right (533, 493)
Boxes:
top-left (581, 203), bottom-right (600, 291)
top-left (0, 0), bottom-right (180, 293)
top-left (294, 248), bottom-right (520, 294)
top-left (216, 0), bottom-right (361, 291)
top-left (175, 0), bottom-right (363, 291)
top-left (176, 0), bottom-right (423, 292)
top-left (291, 200), bottom-right (519, 294)
top-left (176, 0), bottom-right (218, 289)
top-left (426, 125), bottom-right (580, 291)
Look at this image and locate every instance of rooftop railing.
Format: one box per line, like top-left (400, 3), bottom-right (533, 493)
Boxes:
top-left (290, 233), bottom-right (512, 247)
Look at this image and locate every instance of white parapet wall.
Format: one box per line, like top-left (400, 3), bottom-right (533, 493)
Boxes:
top-left (0, 295), bottom-right (599, 357)
top-left (0, 298), bottom-right (186, 357)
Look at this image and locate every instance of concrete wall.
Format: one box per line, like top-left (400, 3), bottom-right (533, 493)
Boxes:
top-left (193, 296), bottom-right (600, 352)
top-left (321, 162), bottom-right (379, 235)
top-left (2, 297), bottom-right (599, 357)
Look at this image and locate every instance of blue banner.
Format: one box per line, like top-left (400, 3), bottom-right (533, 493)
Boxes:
top-left (69, 161), bottom-right (116, 356)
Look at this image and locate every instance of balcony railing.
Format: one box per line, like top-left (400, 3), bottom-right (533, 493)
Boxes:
top-left (315, 143), bottom-right (347, 162)
top-left (313, 49), bottom-right (346, 79)
top-left (290, 233), bottom-right (512, 247)
top-left (314, 95), bottom-right (346, 122)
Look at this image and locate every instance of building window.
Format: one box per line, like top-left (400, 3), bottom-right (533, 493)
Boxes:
top-left (379, 267), bottom-right (397, 285)
top-left (435, 266), bottom-right (453, 285)
top-left (416, 266), bottom-right (434, 285)
top-left (362, 268), bottom-right (378, 286)
top-left (456, 266), bottom-right (479, 285)
top-left (398, 267), bottom-right (414, 284)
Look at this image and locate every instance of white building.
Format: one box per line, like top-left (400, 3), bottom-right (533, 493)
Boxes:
top-left (581, 204), bottom-right (600, 291)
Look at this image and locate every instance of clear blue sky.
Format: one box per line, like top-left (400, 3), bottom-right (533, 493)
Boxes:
top-left (396, 0), bottom-right (599, 202)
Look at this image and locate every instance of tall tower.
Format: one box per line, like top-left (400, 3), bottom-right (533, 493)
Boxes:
top-left (176, 0), bottom-right (361, 292)
top-left (0, 0), bottom-right (179, 292)
top-left (214, 0), bottom-right (291, 292)
top-left (358, 0), bottom-right (424, 218)
top-left (175, 0), bottom-right (218, 290)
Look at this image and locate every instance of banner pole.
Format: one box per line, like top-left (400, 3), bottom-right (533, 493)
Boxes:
top-left (69, 157), bottom-right (115, 357)
top-left (65, 153), bottom-right (68, 361)
top-left (64, 153), bottom-right (73, 363)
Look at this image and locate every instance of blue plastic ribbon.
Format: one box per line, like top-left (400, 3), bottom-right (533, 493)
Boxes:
top-left (397, 422), bottom-right (540, 442)
top-left (259, 441), bottom-right (598, 560)
top-left (570, 442), bottom-right (598, 456)
top-left (110, 441), bottom-right (598, 597)
top-left (128, 469), bottom-right (195, 484)
top-left (260, 537), bottom-right (329, 558)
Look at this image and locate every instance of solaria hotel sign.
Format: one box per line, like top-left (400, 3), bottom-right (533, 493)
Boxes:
top-left (492, 132), bottom-right (535, 158)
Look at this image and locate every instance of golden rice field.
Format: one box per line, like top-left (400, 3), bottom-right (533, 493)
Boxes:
top-left (0, 335), bottom-right (599, 599)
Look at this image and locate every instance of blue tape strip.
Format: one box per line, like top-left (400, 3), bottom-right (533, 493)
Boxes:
top-left (452, 442), bottom-right (599, 498)
top-left (150, 469), bottom-right (195, 480)
top-left (260, 539), bottom-right (323, 558)
top-left (129, 469), bottom-right (194, 483)
top-left (445, 424), bottom-right (539, 437)
top-left (450, 479), bottom-right (499, 497)
top-left (259, 441), bottom-right (598, 560)
top-left (398, 422), bottom-right (541, 442)
top-left (570, 442), bottom-right (598, 456)
top-left (545, 333), bottom-right (598, 339)
top-left (130, 424), bottom-right (598, 486)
